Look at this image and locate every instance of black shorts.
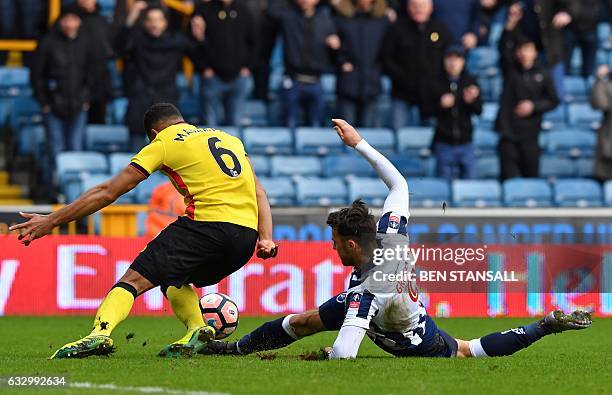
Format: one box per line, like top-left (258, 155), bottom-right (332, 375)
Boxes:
top-left (130, 216), bottom-right (258, 291)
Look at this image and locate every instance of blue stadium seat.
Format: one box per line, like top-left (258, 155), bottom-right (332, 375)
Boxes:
top-left (56, 152), bottom-right (109, 202)
top-left (241, 100), bottom-right (268, 126)
top-left (563, 76), bottom-right (588, 103)
top-left (296, 177), bottom-right (347, 206)
top-left (82, 173), bottom-right (135, 203)
top-left (347, 177), bottom-right (387, 207)
top-left (85, 125), bottom-right (129, 152)
top-left (135, 172), bottom-right (168, 204)
top-left (452, 180), bottom-right (502, 207)
top-left (567, 103), bottom-right (602, 129)
top-left (467, 47), bottom-right (500, 76)
top-left (539, 131), bottom-right (550, 149)
top-left (575, 158), bottom-right (594, 178)
top-left (109, 152), bottom-right (134, 175)
top-left (479, 102), bottom-right (499, 125)
top-left (397, 127), bottom-right (434, 156)
top-left (358, 128), bottom-right (395, 155)
top-left (17, 125), bottom-right (44, 157)
top-left (604, 181), bottom-right (612, 205)
top-left (553, 179), bottom-right (603, 207)
top-left (270, 156), bottom-right (321, 177)
top-left (476, 155), bottom-right (500, 179)
top-left (407, 177), bottom-right (450, 208)
top-left (503, 178), bottom-right (553, 207)
top-left (321, 74), bottom-right (336, 96)
top-left (322, 155), bottom-right (375, 178)
top-left (259, 177), bottom-right (295, 206)
top-left (295, 127), bottom-right (345, 155)
top-left (388, 154), bottom-right (430, 177)
top-left (598, 23), bottom-right (611, 48)
top-left (540, 156), bottom-right (576, 179)
top-left (243, 127), bottom-right (293, 155)
top-left (9, 96), bottom-right (41, 128)
top-left (473, 128), bottom-right (499, 155)
top-left (547, 131), bottom-right (596, 157)
top-left (110, 97), bottom-right (128, 124)
top-left (249, 155), bottom-right (270, 176)
top-left (0, 67), bottom-right (30, 96)
top-left (542, 104), bottom-right (566, 130)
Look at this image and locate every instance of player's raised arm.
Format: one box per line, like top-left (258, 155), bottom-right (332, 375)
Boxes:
top-left (332, 119), bottom-right (409, 217)
top-left (9, 166), bottom-right (146, 246)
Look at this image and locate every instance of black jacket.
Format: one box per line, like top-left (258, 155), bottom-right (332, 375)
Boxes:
top-left (194, 0), bottom-right (257, 81)
top-left (262, 3), bottom-right (337, 78)
top-left (335, 12), bottom-right (388, 100)
top-left (381, 17), bottom-right (451, 116)
top-left (562, 0), bottom-right (600, 33)
top-left (31, 26), bottom-right (93, 119)
top-left (433, 72), bottom-right (483, 145)
top-left (495, 62), bottom-right (559, 141)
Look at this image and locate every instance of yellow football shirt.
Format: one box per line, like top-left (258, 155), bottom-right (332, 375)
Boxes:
top-left (130, 123), bottom-right (258, 231)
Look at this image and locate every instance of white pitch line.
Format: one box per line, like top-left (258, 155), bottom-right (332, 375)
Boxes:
top-left (71, 381), bottom-right (230, 395)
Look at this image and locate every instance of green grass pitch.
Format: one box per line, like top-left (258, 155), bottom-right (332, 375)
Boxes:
top-left (0, 316), bottom-right (610, 395)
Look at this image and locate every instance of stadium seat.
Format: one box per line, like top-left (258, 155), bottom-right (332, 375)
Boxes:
top-left (241, 100), bottom-right (268, 126)
top-left (540, 156), bottom-right (576, 179)
top-left (452, 180), bottom-right (502, 207)
top-left (243, 127), bottom-right (293, 155)
top-left (249, 155), bottom-right (270, 176)
top-left (270, 156), bottom-right (321, 177)
top-left (85, 125), bottom-right (129, 152)
top-left (407, 177), bottom-right (450, 208)
top-left (473, 128), bottom-right (499, 155)
top-left (397, 127), bottom-right (434, 156)
top-left (0, 67), bottom-right (30, 96)
top-left (258, 177), bottom-right (295, 206)
top-left (135, 172), bottom-right (168, 204)
top-left (9, 96), bottom-right (42, 128)
top-left (547, 131), bottom-right (596, 157)
top-left (553, 179), bottom-right (603, 207)
top-left (295, 127), bottom-right (345, 155)
top-left (17, 125), bottom-right (44, 157)
top-left (322, 155), bottom-right (375, 178)
top-left (110, 97), bottom-right (128, 124)
top-left (467, 47), bottom-right (499, 76)
top-left (604, 181), bottom-right (612, 205)
top-left (503, 178), bottom-right (553, 207)
top-left (296, 177), bottom-right (347, 206)
top-left (388, 154), bottom-right (430, 177)
top-left (56, 152), bottom-right (109, 202)
top-left (347, 177), bottom-right (387, 207)
top-left (358, 128), bottom-right (395, 155)
top-left (321, 74), bottom-right (336, 96)
top-left (542, 104), bottom-right (566, 130)
top-left (563, 76), bottom-right (588, 103)
top-left (476, 155), bottom-right (500, 179)
top-left (82, 173), bottom-right (136, 204)
top-left (575, 158), bottom-right (594, 178)
top-left (567, 103), bottom-right (602, 129)
top-left (109, 152), bottom-right (134, 175)
top-left (479, 102), bottom-right (499, 125)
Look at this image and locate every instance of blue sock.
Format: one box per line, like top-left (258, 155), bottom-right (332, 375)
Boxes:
top-left (471, 321), bottom-right (551, 357)
top-left (237, 316), bottom-right (297, 354)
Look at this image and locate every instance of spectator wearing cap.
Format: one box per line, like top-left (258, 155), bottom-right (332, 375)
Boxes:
top-left (115, 1), bottom-right (206, 151)
top-left (194, 0), bottom-right (257, 126)
top-left (334, 0), bottom-right (390, 127)
top-left (31, 6), bottom-right (93, 190)
top-left (496, 36), bottom-right (559, 180)
top-left (381, 0), bottom-right (451, 129)
top-left (432, 46), bottom-right (482, 181)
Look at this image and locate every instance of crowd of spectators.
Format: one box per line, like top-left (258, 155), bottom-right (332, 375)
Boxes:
top-left (3, 0), bottom-right (612, 186)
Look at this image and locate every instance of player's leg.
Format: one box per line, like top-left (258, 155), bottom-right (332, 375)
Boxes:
top-left (454, 309), bottom-right (592, 358)
top-left (50, 269), bottom-right (155, 359)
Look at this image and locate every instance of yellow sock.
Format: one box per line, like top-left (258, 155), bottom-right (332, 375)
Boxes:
top-left (90, 286), bottom-right (135, 337)
top-left (166, 285), bottom-right (205, 343)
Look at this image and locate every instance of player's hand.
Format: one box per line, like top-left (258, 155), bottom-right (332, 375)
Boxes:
top-left (440, 93), bottom-right (455, 109)
top-left (8, 212), bottom-right (55, 246)
top-left (514, 100), bottom-right (534, 118)
top-left (256, 240), bottom-right (278, 259)
top-left (332, 118), bottom-right (362, 148)
top-left (191, 15), bottom-right (206, 42)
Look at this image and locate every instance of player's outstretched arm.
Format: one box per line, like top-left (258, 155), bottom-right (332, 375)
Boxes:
top-left (9, 166), bottom-right (146, 246)
top-left (332, 119), bottom-right (409, 216)
top-left (248, 159), bottom-right (278, 259)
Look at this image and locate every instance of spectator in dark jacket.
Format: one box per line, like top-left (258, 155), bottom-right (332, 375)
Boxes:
top-left (561, 0), bottom-right (600, 80)
top-left (381, 0), bottom-right (451, 129)
top-left (31, 8), bottom-right (93, 189)
top-left (261, 0), bottom-right (340, 129)
top-left (496, 36), bottom-right (559, 180)
top-left (432, 46), bottom-right (483, 181)
top-left (69, 0), bottom-right (114, 124)
top-left (116, 1), bottom-right (206, 151)
top-left (334, 0), bottom-right (389, 127)
top-left (433, 0), bottom-right (480, 49)
top-left (194, 0), bottom-right (257, 126)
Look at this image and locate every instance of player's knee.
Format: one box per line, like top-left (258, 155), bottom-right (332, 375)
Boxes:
top-left (289, 310), bottom-right (324, 338)
top-left (455, 339), bottom-right (472, 358)
top-left (117, 269), bottom-right (155, 296)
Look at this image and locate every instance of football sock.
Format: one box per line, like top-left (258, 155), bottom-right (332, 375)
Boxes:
top-left (166, 285), bottom-right (206, 341)
top-left (90, 282), bottom-right (137, 336)
top-left (237, 315), bottom-right (298, 354)
top-left (468, 320), bottom-right (551, 357)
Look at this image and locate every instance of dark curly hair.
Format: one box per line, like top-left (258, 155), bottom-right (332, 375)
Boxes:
top-left (326, 199), bottom-right (376, 244)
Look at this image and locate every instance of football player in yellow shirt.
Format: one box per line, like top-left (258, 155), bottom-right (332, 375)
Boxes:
top-left (10, 103), bottom-right (278, 358)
